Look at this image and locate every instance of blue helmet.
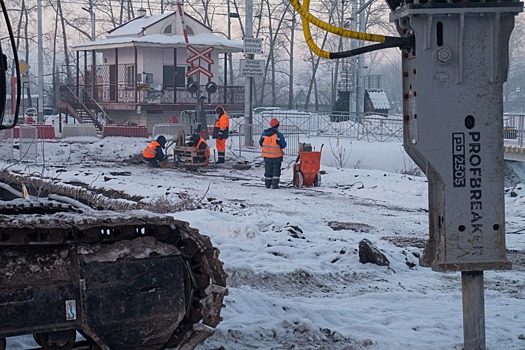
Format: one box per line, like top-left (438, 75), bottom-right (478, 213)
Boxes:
top-left (156, 135), bottom-right (167, 148)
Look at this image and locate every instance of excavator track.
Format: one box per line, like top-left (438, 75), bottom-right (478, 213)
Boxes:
top-left (0, 172), bottom-right (227, 350)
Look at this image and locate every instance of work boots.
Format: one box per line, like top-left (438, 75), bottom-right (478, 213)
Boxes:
top-left (265, 179), bottom-right (272, 188)
top-left (271, 178), bottom-right (279, 189)
top-left (217, 151), bottom-right (225, 164)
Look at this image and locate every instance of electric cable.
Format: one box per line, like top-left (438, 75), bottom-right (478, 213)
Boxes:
top-left (291, 0), bottom-right (387, 43)
top-left (297, 0), bottom-right (413, 59)
top-left (0, 0), bottom-right (21, 130)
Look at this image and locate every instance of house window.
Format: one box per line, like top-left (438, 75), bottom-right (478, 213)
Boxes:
top-left (175, 67), bottom-right (185, 86)
top-left (164, 66), bottom-right (188, 87)
top-left (163, 24), bottom-right (172, 34)
top-left (163, 66), bottom-right (175, 87)
top-left (186, 26), bottom-right (194, 35)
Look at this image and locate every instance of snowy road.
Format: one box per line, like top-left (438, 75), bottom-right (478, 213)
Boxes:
top-left (3, 137), bottom-right (525, 350)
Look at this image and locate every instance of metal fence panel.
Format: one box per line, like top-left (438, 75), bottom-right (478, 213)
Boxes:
top-left (0, 129), bottom-right (14, 161)
top-left (357, 116), bottom-right (403, 142)
top-left (252, 109), bottom-right (403, 141)
top-left (19, 125), bottom-right (38, 163)
top-left (503, 113), bottom-right (525, 147)
top-left (235, 123), bottom-right (300, 156)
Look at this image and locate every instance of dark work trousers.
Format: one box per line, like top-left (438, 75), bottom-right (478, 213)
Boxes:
top-left (144, 153), bottom-right (164, 168)
top-left (264, 157), bottom-right (283, 189)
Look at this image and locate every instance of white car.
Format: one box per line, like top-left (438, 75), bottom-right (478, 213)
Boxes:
top-left (24, 108), bottom-right (37, 123)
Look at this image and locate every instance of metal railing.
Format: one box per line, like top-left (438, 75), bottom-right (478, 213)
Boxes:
top-left (251, 110), bottom-right (403, 141)
top-left (61, 83), bottom-right (245, 106)
top-left (357, 113), bottom-right (403, 142)
top-left (503, 113), bottom-right (525, 147)
top-left (234, 123), bottom-right (301, 156)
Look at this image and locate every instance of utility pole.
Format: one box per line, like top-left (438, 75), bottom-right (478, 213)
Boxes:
top-left (356, 0), bottom-right (365, 120)
top-left (227, 0), bottom-right (233, 101)
top-left (37, 0), bottom-right (44, 122)
top-left (349, 0), bottom-right (358, 117)
top-left (244, 0), bottom-right (253, 146)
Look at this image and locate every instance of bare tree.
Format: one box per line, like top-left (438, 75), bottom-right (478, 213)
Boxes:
top-left (256, 0), bottom-right (290, 106)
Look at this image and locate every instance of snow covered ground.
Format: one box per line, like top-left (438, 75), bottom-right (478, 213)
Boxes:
top-left (1, 135), bottom-right (524, 350)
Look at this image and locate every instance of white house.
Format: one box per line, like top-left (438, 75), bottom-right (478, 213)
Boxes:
top-left (60, 8), bottom-right (244, 127)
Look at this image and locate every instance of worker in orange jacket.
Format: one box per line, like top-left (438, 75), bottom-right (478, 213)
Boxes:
top-left (191, 131), bottom-right (210, 164)
top-left (259, 118), bottom-right (287, 189)
top-left (143, 135), bottom-right (167, 167)
top-left (212, 106), bottom-right (229, 164)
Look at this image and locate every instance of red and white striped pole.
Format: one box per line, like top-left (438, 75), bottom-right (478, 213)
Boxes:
top-left (176, 0), bottom-right (192, 68)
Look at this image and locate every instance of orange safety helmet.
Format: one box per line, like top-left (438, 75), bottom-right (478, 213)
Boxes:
top-left (270, 118), bottom-right (279, 127)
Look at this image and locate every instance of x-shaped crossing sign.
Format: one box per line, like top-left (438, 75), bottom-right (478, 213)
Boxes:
top-left (186, 65), bottom-right (213, 78)
top-left (186, 45), bottom-right (214, 65)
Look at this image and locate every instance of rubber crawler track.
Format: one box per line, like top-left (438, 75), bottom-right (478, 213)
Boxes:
top-left (0, 171), bottom-right (227, 350)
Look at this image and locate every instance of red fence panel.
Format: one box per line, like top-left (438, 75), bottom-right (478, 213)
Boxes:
top-left (102, 125), bottom-right (149, 138)
top-left (12, 125), bottom-right (55, 139)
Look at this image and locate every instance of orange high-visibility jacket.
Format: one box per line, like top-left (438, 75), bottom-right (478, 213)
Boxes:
top-left (212, 112), bottom-right (230, 139)
top-left (143, 141), bottom-right (160, 159)
top-left (196, 137), bottom-right (211, 157)
top-left (262, 134), bottom-right (284, 158)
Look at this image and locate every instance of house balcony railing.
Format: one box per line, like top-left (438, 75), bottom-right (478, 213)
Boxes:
top-left (60, 83), bottom-right (245, 107)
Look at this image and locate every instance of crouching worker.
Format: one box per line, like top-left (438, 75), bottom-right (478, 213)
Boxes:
top-left (143, 135), bottom-right (167, 168)
top-left (192, 131), bottom-right (210, 165)
top-left (259, 118), bottom-right (287, 189)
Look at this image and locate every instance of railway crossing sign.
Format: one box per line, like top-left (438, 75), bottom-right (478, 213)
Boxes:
top-left (186, 45), bottom-right (214, 78)
top-left (186, 65), bottom-right (213, 78)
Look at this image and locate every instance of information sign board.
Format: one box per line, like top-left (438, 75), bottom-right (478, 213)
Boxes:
top-left (243, 38), bottom-right (263, 55)
top-left (240, 59), bottom-right (265, 77)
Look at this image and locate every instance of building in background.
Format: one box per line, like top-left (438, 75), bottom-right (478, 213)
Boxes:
top-left (59, 9), bottom-right (244, 131)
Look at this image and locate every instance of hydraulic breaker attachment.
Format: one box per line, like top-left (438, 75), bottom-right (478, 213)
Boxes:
top-left (390, 0), bottom-right (523, 272)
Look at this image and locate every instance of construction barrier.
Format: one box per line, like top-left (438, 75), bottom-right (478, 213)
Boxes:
top-left (61, 124), bottom-right (98, 138)
top-left (102, 125), bottom-right (149, 138)
top-left (12, 124), bottom-right (55, 139)
top-left (152, 123), bottom-right (183, 138)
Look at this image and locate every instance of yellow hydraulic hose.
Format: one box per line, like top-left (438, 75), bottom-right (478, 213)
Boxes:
top-left (302, 0), bottom-right (331, 59)
top-left (295, 0), bottom-right (412, 59)
top-left (290, 0), bottom-right (387, 43)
